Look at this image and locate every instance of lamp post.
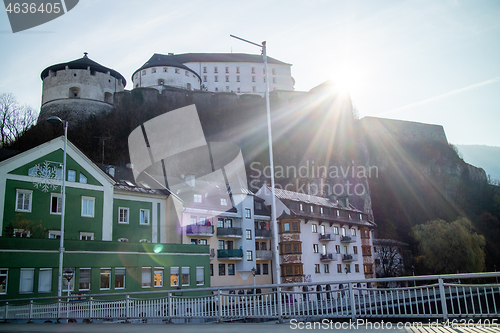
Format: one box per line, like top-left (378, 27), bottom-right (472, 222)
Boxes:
top-left (494, 265), bottom-right (498, 284)
top-left (230, 34), bottom-right (280, 285)
top-left (251, 267), bottom-right (256, 295)
top-left (412, 265), bottom-right (416, 287)
top-left (63, 268), bottom-right (73, 320)
top-left (47, 116), bottom-right (68, 298)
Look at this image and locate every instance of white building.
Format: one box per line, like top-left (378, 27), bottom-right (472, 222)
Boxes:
top-left (131, 53), bottom-right (294, 95)
top-left (256, 186), bottom-right (376, 295)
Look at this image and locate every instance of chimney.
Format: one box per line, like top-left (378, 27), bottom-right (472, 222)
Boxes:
top-left (107, 166), bottom-right (115, 177)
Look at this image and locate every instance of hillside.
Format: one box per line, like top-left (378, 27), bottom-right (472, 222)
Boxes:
top-left (455, 144), bottom-right (500, 183)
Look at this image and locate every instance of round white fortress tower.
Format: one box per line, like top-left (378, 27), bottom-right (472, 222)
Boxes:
top-left (132, 53), bottom-right (201, 92)
top-left (39, 53), bottom-right (126, 123)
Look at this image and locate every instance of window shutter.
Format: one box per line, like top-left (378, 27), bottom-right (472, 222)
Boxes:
top-left (19, 268), bottom-right (34, 293)
top-left (196, 267), bottom-right (204, 285)
top-left (38, 269), bottom-right (52, 292)
top-left (142, 268), bottom-right (151, 286)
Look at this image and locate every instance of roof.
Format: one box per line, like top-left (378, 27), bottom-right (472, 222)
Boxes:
top-left (41, 53), bottom-right (127, 87)
top-left (373, 238), bottom-right (409, 247)
top-left (132, 52), bottom-right (291, 80)
top-left (98, 164), bottom-right (168, 196)
top-left (267, 186), bottom-right (339, 208)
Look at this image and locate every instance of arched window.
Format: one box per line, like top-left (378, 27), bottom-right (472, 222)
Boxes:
top-left (69, 87), bottom-right (80, 98)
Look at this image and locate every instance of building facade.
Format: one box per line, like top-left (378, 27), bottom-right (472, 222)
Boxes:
top-left (256, 186), bottom-right (376, 294)
top-left (132, 53), bottom-right (294, 95)
top-left (0, 137), bottom-right (209, 300)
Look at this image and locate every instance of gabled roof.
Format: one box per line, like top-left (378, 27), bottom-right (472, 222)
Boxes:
top-left (98, 164), bottom-right (168, 196)
top-left (41, 53), bottom-right (126, 87)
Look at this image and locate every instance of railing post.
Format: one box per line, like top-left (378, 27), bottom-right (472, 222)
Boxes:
top-left (438, 278), bottom-right (448, 321)
top-left (217, 288), bottom-right (222, 323)
top-left (28, 299), bottom-right (33, 323)
top-left (167, 292), bottom-right (172, 323)
top-left (348, 282), bottom-right (356, 321)
top-left (57, 297), bottom-right (61, 321)
top-left (3, 302), bottom-right (8, 321)
top-left (277, 285), bottom-right (283, 323)
top-left (125, 294), bottom-right (130, 323)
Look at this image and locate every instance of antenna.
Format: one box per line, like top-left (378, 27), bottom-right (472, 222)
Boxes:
top-left (94, 136), bottom-right (110, 164)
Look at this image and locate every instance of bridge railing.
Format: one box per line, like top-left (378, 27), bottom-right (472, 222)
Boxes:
top-left (1, 272), bottom-right (499, 322)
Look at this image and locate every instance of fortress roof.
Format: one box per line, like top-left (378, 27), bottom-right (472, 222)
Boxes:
top-left (41, 53), bottom-right (127, 87)
top-left (132, 52), bottom-right (291, 81)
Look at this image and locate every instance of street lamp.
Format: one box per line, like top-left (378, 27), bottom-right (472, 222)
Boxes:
top-left (47, 116), bottom-right (68, 298)
top-left (251, 267), bottom-right (256, 294)
top-left (63, 268), bottom-right (73, 319)
top-left (230, 34), bottom-right (280, 285)
top-left (411, 265), bottom-right (416, 287)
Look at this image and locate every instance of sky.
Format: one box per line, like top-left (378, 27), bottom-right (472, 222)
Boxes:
top-left (0, 0), bottom-right (499, 146)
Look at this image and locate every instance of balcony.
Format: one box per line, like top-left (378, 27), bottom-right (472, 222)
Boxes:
top-left (217, 227), bottom-right (242, 238)
top-left (186, 225), bottom-right (214, 236)
top-left (217, 249), bottom-right (243, 260)
top-left (320, 253), bottom-right (337, 261)
top-left (319, 233), bottom-right (335, 241)
top-left (340, 235), bottom-right (357, 243)
top-left (256, 250), bottom-right (272, 260)
top-left (255, 229), bottom-right (272, 239)
top-left (342, 254), bottom-right (358, 262)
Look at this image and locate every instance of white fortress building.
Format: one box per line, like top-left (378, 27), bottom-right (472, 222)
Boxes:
top-left (39, 53), bottom-right (126, 122)
top-left (132, 53), bottom-right (295, 95)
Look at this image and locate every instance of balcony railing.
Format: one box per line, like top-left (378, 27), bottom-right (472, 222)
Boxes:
top-left (256, 250), bottom-right (272, 260)
top-left (320, 253), bottom-right (337, 261)
top-left (340, 235), bottom-right (356, 243)
top-left (217, 249), bottom-right (243, 259)
top-left (255, 229), bottom-right (272, 238)
top-left (342, 253), bottom-right (358, 261)
top-left (217, 227), bottom-right (242, 238)
top-left (186, 225), bottom-right (214, 236)
top-left (319, 233), bottom-right (335, 241)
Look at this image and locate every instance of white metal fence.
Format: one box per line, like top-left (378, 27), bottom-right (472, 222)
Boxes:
top-left (1, 273), bottom-right (499, 322)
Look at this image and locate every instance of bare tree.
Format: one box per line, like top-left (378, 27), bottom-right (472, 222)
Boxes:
top-left (374, 239), bottom-right (408, 278)
top-left (0, 93), bottom-right (38, 147)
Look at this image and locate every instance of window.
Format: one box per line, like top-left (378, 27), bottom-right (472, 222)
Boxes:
top-left (199, 239), bottom-right (207, 245)
top-left (194, 194), bottom-right (202, 203)
top-left (322, 244), bottom-right (327, 255)
top-left (364, 264), bottom-right (373, 274)
top-left (154, 268), bottom-right (163, 287)
top-left (0, 269), bottom-right (8, 294)
top-left (236, 67), bottom-right (240, 73)
top-left (49, 193), bottom-right (62, 214)
top-left (341, 227), bottom-right (346, 236)
top-left (225, 218), bottom-right (233, 228)
top-left (142, 70), bottom-right (146, 76)
top-left (185, 70), bottom-right (189, 76)
top-left (80, 232), bottom-right (94, 241)
top-left (191, 239), bottom-right (198, 245)
top-left (203, 76), bottom-right (207, 82)
top-left (335, 245), bottom-right (341, 254)
top-left (140, 209), bottom-right (150, 225)
top-left (299, 203), bottom-right (303, 211)
top-left (175, 68), bottom-right (179, 74)
top-left (345, 264), bottom-right (351, 273)
top-left (313, 244), bottom-right (318, 253)
top-left (272, 68), bottom-right (276, 75)
top-left (79, 173), bottom-right (87, 183)
top-left (217, 218), bottom-right (224, 228)
top-left (19, 268), bottom-right (34, 293)
top-left (220, 198), bottom-right (227, 206)
top-left (336, 210), bottom-right (340, 217)
top-left (210, 264), bottom-right (213, 276)
top-left (236, 76), bottom-right (240, 82)
top-left (252, 76), bottom-right (255, 82)
top-left (320, 225), bottom-right (325, 235)
top-left (219, 264), bottom-right (226, 276)
top-left (320, 207), bottom-right (324, 214)
top-left (355, 264), bottom-right (360, 273)
top-left (159, 79), bottom-right (165, 85)
top-left (337, 264), bottom-right (342, 273)
top-left (333, 226), bottom-right (339, 235)
top-left (170, 267), bottom-right (179, 286)
top-left (359, 214), bottom-right (363, 220)
top-left (362, 246), bottom-right (372, 256)
top-left (226, 75), bottom-right (229, 82)
top-left (263, 68), bottom-right (265, 74)
top-left (16, 189), bottom-right (32, 212)
top-left (67, 170), bottom-right (76, 181)
top-left (142, 267), bottom-right (151, 288)
top-left (214, 67), bottom-right (218, 73)
top-left (351, 228), bottom-right (356, 236)
top-left (163, 67), bottom-right (168, 72)
top-left (281, 242), bottom-right (302, 254)
top-left (273, 77), bottom-right (276, 84)
top-left (218, 240), bottom-right (225, 249)
top-left (246, 250), bottom-right (253, 261)
top-left (12, 228), bottom-right (30, 238)
top-left (226, 86), bottom-right (230, 91)
top-left (251, 67), bottom-right (255, 74)
top-left (310, 205), bottom-right (314, 213)
top-left (252, 86), bottom-right (256, 93)
top-left (245, 208), bottom-right (251, 218)
top-left (203, 67), bottom-right (207, 73)
top-left (62, 269), bottom-right (75, 292)
top-left (353, 246), bottom-right (358, 254)
top-left (81, 196), bottom-right (95, 217)
top-left (283, 223), bottom-right (289, 232)
top-left (48, 230), bottom-right (60, 239)
top-left (312, 224), bottom-right (317, 233)
top-left (196, 267), bottom-right (204, 285)
top-left (324, 264), bottom-right (330, 273)
top-left (181, 267), bottom-right (190, 286)
top-left (246, 229), bottom-right (252, 240)
top-left (119, 207), bottom-right (129, 224)
top-left (282, 264), bottom-right (303, 277)
top-left (263, 263), bottom-right (269, 275)
top-left (38, 268), bottom-right (52, 293)
top-left (315, 264), bottom-right (320, 273)
top-left (79, 268), bottom-right (91, 291)
top-left (260, 242), bottom-right (267, 250)
top-left (100, 269), bottom-right (111, 290)
top-left (151, 68), bottom-right (156, 74)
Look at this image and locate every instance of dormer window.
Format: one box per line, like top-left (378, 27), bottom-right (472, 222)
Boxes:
top-left (194, 194), bottom-right (202, 203)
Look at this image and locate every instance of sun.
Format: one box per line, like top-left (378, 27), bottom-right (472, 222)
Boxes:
top-left (329, 63), bottom-right (363, 96)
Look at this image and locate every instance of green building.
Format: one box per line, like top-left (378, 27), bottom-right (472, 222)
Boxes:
top-left (0, 137), bottom-right (209, 300)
